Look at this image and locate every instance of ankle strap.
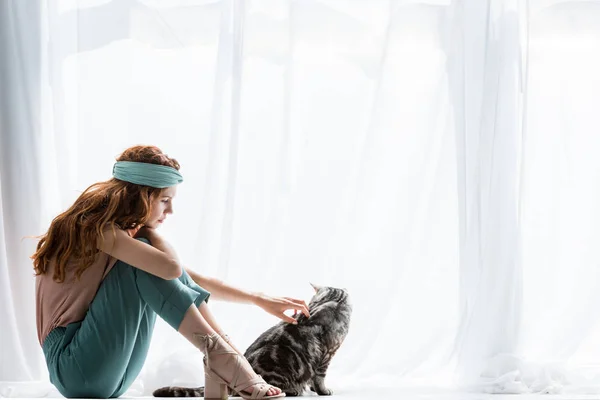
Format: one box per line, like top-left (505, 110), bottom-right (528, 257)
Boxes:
top-left (218, 332), bottom-right (232, 344)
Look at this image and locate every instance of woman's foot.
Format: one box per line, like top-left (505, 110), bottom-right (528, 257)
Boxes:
top-left (209, 332), bottom-right (275, 398)
top-left (194, 333), bottom-right (284, 399)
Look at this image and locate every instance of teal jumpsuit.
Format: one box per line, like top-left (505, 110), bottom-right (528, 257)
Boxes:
top-left (41, 238), bottom-right (210, 398)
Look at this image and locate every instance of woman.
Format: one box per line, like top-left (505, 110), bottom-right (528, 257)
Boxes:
top-left (33, 145), bottom-right (308, 399)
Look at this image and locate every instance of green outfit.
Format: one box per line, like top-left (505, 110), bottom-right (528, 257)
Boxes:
top-left (41, 238), bottom-right (210, 398)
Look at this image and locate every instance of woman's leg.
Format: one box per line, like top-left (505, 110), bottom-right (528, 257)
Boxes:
top-left (50, 238), bottom-right (278, 398)
top-left (108, 308), bottom-right (156, 398)
top-left (177, 269), bottom-right (226, 337)
top-left (175, 269), bottom-right (280, 397)
top-left (177, 269), bottom-right (245, 356)
top-left (177, 305), bottom-right (281, 397)
top-left (48, 239), bottom-right (209, 398)
top-left (198, 303), bottom-right (244, 355)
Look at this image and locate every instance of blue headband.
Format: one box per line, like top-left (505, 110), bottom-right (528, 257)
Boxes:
top-left (112, 161), bottom-right (183, 188)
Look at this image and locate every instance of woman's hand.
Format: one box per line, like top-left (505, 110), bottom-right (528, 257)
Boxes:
top-left (254, 293), bottom-right (310, 324)
top-left (127, 225), bottom-right (144, 238)
top-left (133, 226), bottom-right (159, 242)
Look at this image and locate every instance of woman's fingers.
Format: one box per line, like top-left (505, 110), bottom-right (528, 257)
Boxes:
top-left (285, 297), bottom-right (309, 311)
top-left (283, 297), bottom-right (310, 317)
top-left (281, 313), bottom-right (298, 325)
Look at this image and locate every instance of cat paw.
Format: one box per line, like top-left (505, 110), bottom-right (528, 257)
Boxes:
top-left (309, 386), bottom-right (333, 396)
top-left (284, 390), bottom-right (302, 397)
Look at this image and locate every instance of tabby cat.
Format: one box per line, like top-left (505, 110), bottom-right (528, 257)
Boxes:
top-left (153, 284), bottom-right (352, 397)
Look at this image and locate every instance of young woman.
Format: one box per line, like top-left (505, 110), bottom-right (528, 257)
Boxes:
top-left (33, 145), bottom-right (309, 399)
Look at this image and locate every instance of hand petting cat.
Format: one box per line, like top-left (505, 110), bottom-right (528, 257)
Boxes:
top-left (183, 267), bottom-right (310, 324)
top-left (254, 293), bottom-right (310, 324)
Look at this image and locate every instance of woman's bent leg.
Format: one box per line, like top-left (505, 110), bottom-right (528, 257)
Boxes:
top-left (44, 239), bottom-right (210, 398)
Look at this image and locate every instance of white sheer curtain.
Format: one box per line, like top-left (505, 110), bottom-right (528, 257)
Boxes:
top-left (450, 0), bottom-right (526, 387)
top-left (0, 0), bottom-right (46, 385)
top-left (453, 0), bottom-right (600, 394)
top-left (513, 0), bottom-right (600, 393)
top-left (2, 0), bottom-right (600, 397)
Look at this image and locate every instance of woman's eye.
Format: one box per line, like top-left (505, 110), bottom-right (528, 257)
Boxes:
top-left (162, 200), bottom-right (169, 203)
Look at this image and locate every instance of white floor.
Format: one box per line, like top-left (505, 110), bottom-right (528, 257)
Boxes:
top-left (308, 388), bottom-right (600, 399)
top-left (8, 387), bottom-right (600, 399)
top-left (72, 389), bottom-right (600, 399)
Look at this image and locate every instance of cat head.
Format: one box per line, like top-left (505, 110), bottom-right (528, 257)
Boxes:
top-left (299, 284), bottom-right (352, 347)
top-left (292, 283), bottom-right (352, 326)
top-left (308, 283), bottom-right (351, 308)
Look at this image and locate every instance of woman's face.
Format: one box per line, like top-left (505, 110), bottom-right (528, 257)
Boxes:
top-left (146, 186), bottom-right (177, 229)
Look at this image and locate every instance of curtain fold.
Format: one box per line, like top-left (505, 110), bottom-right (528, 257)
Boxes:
top-left (451, 0), bottom-right (525, 385)
top-left (0, 0), bottom-right (45, 382)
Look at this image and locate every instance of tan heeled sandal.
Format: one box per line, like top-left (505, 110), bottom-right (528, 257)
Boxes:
top-left (193, 333), bottom-right (285, 400)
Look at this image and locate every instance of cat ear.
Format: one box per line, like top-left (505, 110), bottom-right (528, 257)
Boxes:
top-left (310, 282), bottom-right (322, 292)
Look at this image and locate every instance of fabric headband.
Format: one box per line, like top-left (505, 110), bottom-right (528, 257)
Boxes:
top-left (112, 161), bottom-right (183, 188)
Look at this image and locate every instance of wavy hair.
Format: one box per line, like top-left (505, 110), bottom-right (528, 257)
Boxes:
top-left (31, 145), bottom-right (180, 283)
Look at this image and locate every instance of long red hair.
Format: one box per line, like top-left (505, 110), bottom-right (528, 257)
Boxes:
top-left (31, 145), bottom-right (180, 283)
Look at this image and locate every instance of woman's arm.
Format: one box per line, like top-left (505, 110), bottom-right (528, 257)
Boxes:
top-left (185, 267), bottom-right (310, 323)
top-left (97, 226), bottom-right (182, 280)
top-left (185, 267), bottom-right (257, 303)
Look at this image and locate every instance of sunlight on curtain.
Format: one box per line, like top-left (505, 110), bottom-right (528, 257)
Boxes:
top-left (6, 0), bottom-right (600, 397)
top-left (518, 1), bottom-right (600, 390)
top-left (35, 0), bottom-right (460, 395)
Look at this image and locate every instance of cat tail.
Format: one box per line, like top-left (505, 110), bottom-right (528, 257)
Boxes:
top-left (152, 386), bottom-right (205, 397)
